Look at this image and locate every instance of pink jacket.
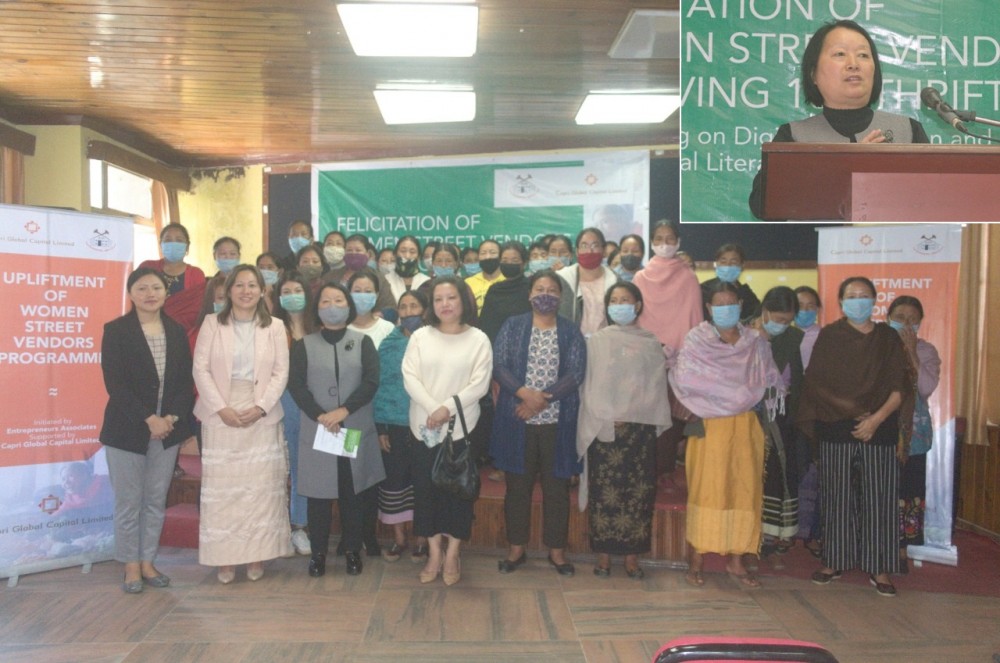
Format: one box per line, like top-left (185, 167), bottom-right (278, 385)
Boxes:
top-left (192, 313), bottom-right (289, 425)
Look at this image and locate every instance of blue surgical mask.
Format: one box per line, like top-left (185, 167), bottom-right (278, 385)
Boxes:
top-left (399, 315), bottom-right (424, 334)
top-left (161, 241), bottom-right (187, 262)
top-left (528, 258), bottom-right (552, 273)
top-left (614, 266), bottom-right (634, 283)
top-left (557, 256), bottom-right (574, 267)
top-left (351, 292), bottom-right (377, 314)
top-left (888, 319), bottom-right (906, 332)
top-left (216, 258), bottom-right (238, 274)
top-left (318, 305), bottom-right (350, 327)
top-left (433, 265), bottom-right (455, 278)
top-left (288, 236), bottom-right (312, 255)
top-left (368, 259), bottom-right (378, 271)
top-left (279, 292), bottom-right (306, 313)
top-left (607, 303), bottom-right (638, 325)
top-left (421, 257), bottom-right (434, 273)
top-left (842, 297), bottom-right (874, 324)
top-left (763, 320), bottom-right (788, 336)
top-left (213, 301), bottom-right (224, 314)
top-left (795, 309), bottom-right (817, 329)
top-left (715, 265), bottom-right (742, 283)
top-left (464, 262), bottom-right (482, 276)
top-left (260, 269), bottom-right (279, 286)
top-left (711, 304), bottom-right (740, 329)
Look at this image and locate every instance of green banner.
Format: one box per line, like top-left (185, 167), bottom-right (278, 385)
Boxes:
top-left (314, 151), bottom-right (650, 250)
top-left (681, 1), bottom-right (1000, 221)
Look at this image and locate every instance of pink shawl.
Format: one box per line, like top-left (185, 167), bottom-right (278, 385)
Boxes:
top-left (632, 256), bottom-right (704, 354)
top-left (669, 321), bottom-right (785, 419)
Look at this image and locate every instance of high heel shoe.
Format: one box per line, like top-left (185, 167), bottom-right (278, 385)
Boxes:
top-left (443, 557), bottom-right (461, 586)
top-left (419, 560), bottom-right (442, 584)
top-left (217, 567), bottom-right (236, 584)
top-left (247, 562), bottom-right (264, 581)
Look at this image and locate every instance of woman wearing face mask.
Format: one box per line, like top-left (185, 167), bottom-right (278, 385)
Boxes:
top-left (461, 246), bottom-right (480, 277)
top-left (348, 270), bottom-right (396, 349)
top-left (295, 244), bottom-right (329, 297)
top-left (798, 277), bottom-right (913, 597)
top-left (374, 290), bottom-right (431, 563)
top-left (490, 270), bottom-right (586, 577)
top-left (700, 244), bottom-right (760, 325)
top-left (322, 231), bottom-right (347, 271)
top-left (794, 286), bottom-right (823, 369)
top-left (632, 221), bottom-right (704, 481)
top-left (793, 285), bottom-right (824, 558)
top-left (288, 282), bottom-right (383, 577)
top-left (255, 252), bottom-right (282, 313)
top-left (556, 227), bottom-right (619, 336)
top-left (384, 235), bottom-right (430, 304)
top-left (479, 241), bottom-right (532, 344)
top-left (139, 223), bottom-right (207, 332)
top-left (465, 239), bottom-right (505, 314)
top-left (193, 265), bottom-right (292, 583)
top-left (416, 244), bottom-right (479, 326)
top-left (886, 295), bottom-right (939, 571)
top-left (285, 221), bottom-right (315, 270)
top-left (526, 241), bottom-right (552, 276)
top-left (420, 241), bottom-right (440, 275)
top-left (272, 271), bottom-right (316, 556)
top-left (614, 234), bottom-right (645, 283)
top-left (755, 287), bottom-right (805, 556)
top-left (577, 282), bottom-right (671, 579)
top-left (377, 248), bottom-right (396, 277)
top-left (328, 236), bottom-right (395, 315)
top-left (212, 237), bottom-right (242, 278)
top-left (670, 281), bottom-right (785, 589)
top-left (546, 235), bottom-right (574, 271)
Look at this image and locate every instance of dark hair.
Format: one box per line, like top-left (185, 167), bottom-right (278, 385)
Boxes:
top-left (705, 280), bottom-right (742, 303)
top-left (619, 233), bottom-right (646, 255)
top-left (499, 240), bottom-right (528, 263)
top-left (213, 236), bottom-right (241, 255)
top-left (527, 268), bottom-right (563, 293)
top-left (159, 222), bottom-right (191, 244)
top-left (423, 240), bottom-right (441, 256)
top-left (576, 226), bottom-right (606, 250)
top-left (196, 273), bottom-right (228, 329)
top-left (377, 247), bottom-right (394, 260)
top-left (347, 267), bottom-right (380, 293)
top-left (256, 251), bottom-right (282, 269)
top-left (218, 265), bottom-right (272, 327)
top-left (715, 243), bottom-right (745, 262)
top-left (312, 281), bottom-right (357, 328)
top-left (802, 20), bottom-right (883, 108)
top-left (433, 243), bottom-right (461, 264)
top-left (272, 270), bottom-right (315, 333)
top-left (425, 276), bottom-right (476, 327)
top-left (397, 288), bottom-right (429, 311)
top-left (605, 240), bottom-right (619, 252)
top-left (837, 276), bottom-right (877, 301)
top-left (761, 286), bottom-right (799, 315)
top-left (528, 240), bottom-right (548, 255)
top-left (395, 235), bottom-right (421, 257)
top-left (296, 244), bottom-right (329, 275)
top-left (651, 219), bottom-right (681, 246)
top-left (323, 230), bottom-right (346, 246)
top-left (546, 235), bottom-right (574, 256)
top-left (288, 220), bottom-right (313, 238)
top-left (127, 266), bottom-right (168, 292)
top-left (794, 285), bottom-right (823, 309)
top-left (477, 239), bottom-right (500, 254)
top-left (888, 295), bottom-right (925, 320)
top-left (345, 233), bottom-right (371, 251)
top-left (604, 281), bottom-right (644, 325)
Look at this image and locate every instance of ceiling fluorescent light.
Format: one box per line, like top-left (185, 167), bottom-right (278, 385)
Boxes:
top-left (374, 85), bottom-right (476, 124)
top-left (337, 3), bottom-right (478, 57)
top-left (575, 93), bottom-right (681, 125)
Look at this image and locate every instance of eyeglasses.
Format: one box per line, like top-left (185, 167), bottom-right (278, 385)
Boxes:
top-left (578, 242), bottom-right (602, 252)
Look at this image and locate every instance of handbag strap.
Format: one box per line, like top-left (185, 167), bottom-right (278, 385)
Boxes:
top-left (452, 395), bottom-right (469, 439)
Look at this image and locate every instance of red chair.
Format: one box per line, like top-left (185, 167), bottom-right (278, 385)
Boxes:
top-left (653, 636), bottom-right (838, 663)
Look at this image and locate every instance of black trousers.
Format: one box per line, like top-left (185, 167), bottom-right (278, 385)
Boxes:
top-left (307, 455), bottom-right (378, 555)
top-left (503, 424), bottom-right (569, 549)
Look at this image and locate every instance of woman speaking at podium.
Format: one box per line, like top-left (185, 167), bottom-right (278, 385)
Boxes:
top-left (748, 20), bottom-right (929, 219)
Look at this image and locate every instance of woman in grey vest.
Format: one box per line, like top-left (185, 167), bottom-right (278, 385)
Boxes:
top-left (288, 282), bottom-right (383, 577)
top-left (749, 19), bottom-right (929, 219)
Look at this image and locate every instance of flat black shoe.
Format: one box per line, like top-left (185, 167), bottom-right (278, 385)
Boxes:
top-left (548, 555), bottom-right (575, 576)
top-left (308, 553), bottom-right (326, 577)
top-left (810, 569), bottom-right (842, 585)
top-left (869, 574), bottom-right (897, 597)
top-left (345, 551), bottom-right (363, 576)
top-left (593, 565), bottom-right (611, 578)
top-left (625, 566), bottom-right (645, 580)
top-left (498, 553), bottom-right (527, 574)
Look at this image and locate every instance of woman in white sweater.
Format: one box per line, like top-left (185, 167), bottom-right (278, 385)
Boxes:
top-left (401, 276), bottom-right (492, 586)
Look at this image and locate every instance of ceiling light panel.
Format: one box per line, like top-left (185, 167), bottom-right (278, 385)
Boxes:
top-left (337, 3), bottom-right (479, 57)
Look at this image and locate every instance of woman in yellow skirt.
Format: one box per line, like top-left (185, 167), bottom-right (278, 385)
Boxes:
top-left (670, 281), bottom-right (784, 588)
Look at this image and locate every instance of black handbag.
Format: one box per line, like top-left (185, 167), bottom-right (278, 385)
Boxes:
top-left (431, 396), bottom-right (480, 501)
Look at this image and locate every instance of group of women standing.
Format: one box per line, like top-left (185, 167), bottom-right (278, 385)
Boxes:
top-left (98, 216), bottom-right (937, 597)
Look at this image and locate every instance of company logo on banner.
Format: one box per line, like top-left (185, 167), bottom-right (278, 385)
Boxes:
top-left (0, 205), bottom-right (132, 579)
top-left (682, 4), bottom-right (1000, 221)
top-left (817, 224), bottom-right (961, 562)
top-left (313, 150), bottom-right (650, 250)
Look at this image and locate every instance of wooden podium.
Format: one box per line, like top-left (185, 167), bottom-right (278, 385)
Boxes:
top-left (759, 143), bottom-right (1000, 222)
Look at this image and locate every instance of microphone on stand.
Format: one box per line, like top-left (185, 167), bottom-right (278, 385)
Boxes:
top-left (920, 87), bottom-right (968, 133)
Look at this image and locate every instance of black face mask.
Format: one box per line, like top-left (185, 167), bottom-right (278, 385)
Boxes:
top-left (479, 258), bottom-right (500, 275)
top-left (395, 258), bottom-right (419, 277)
top-left (620, 254), bottom-right (642, 271)
top-left (499, 263), bottom-right (523, 279)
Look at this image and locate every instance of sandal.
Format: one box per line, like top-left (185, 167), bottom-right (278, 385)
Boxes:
top-left (811, 569), bottom-right (843, 585)
top-left (775, 540), bottom-right (793, 555)
top-left (382, 542), bottom-right (406, 562)
top-left (869, 574), bottom-right (897, 597)
top-left (685, 570), bottom-right (704, 587)
top-left (410, 544), bottom-right (429, 563)
top-left (728, 571), bottom-right (761, 589)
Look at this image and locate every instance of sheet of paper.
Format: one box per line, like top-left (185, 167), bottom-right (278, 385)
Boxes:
top-left (312, 425), bottom-right (359, 458)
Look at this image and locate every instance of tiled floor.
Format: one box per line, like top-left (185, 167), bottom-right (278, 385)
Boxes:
top-left (1, 546), bottom-right (999, 663)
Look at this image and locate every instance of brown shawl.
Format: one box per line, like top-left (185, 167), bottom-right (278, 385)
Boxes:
top-left (797, 318), bottom-right (914, 447)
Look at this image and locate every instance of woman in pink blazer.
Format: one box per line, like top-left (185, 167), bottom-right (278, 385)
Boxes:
top-left (193, 264), bottom-right (292, 583)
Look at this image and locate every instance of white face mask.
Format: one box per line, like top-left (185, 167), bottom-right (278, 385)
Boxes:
top-left (323, 245), bottom-right (345, 265)
top-left (652, 239), bottom-right (680, 259)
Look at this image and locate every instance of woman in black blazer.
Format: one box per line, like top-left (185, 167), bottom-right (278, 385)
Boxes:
top-left (100, 267), bottom-right (195, 594)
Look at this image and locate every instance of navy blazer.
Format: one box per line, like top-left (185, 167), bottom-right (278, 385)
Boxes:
top-left (99, 309), bottom-right (195, 453)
